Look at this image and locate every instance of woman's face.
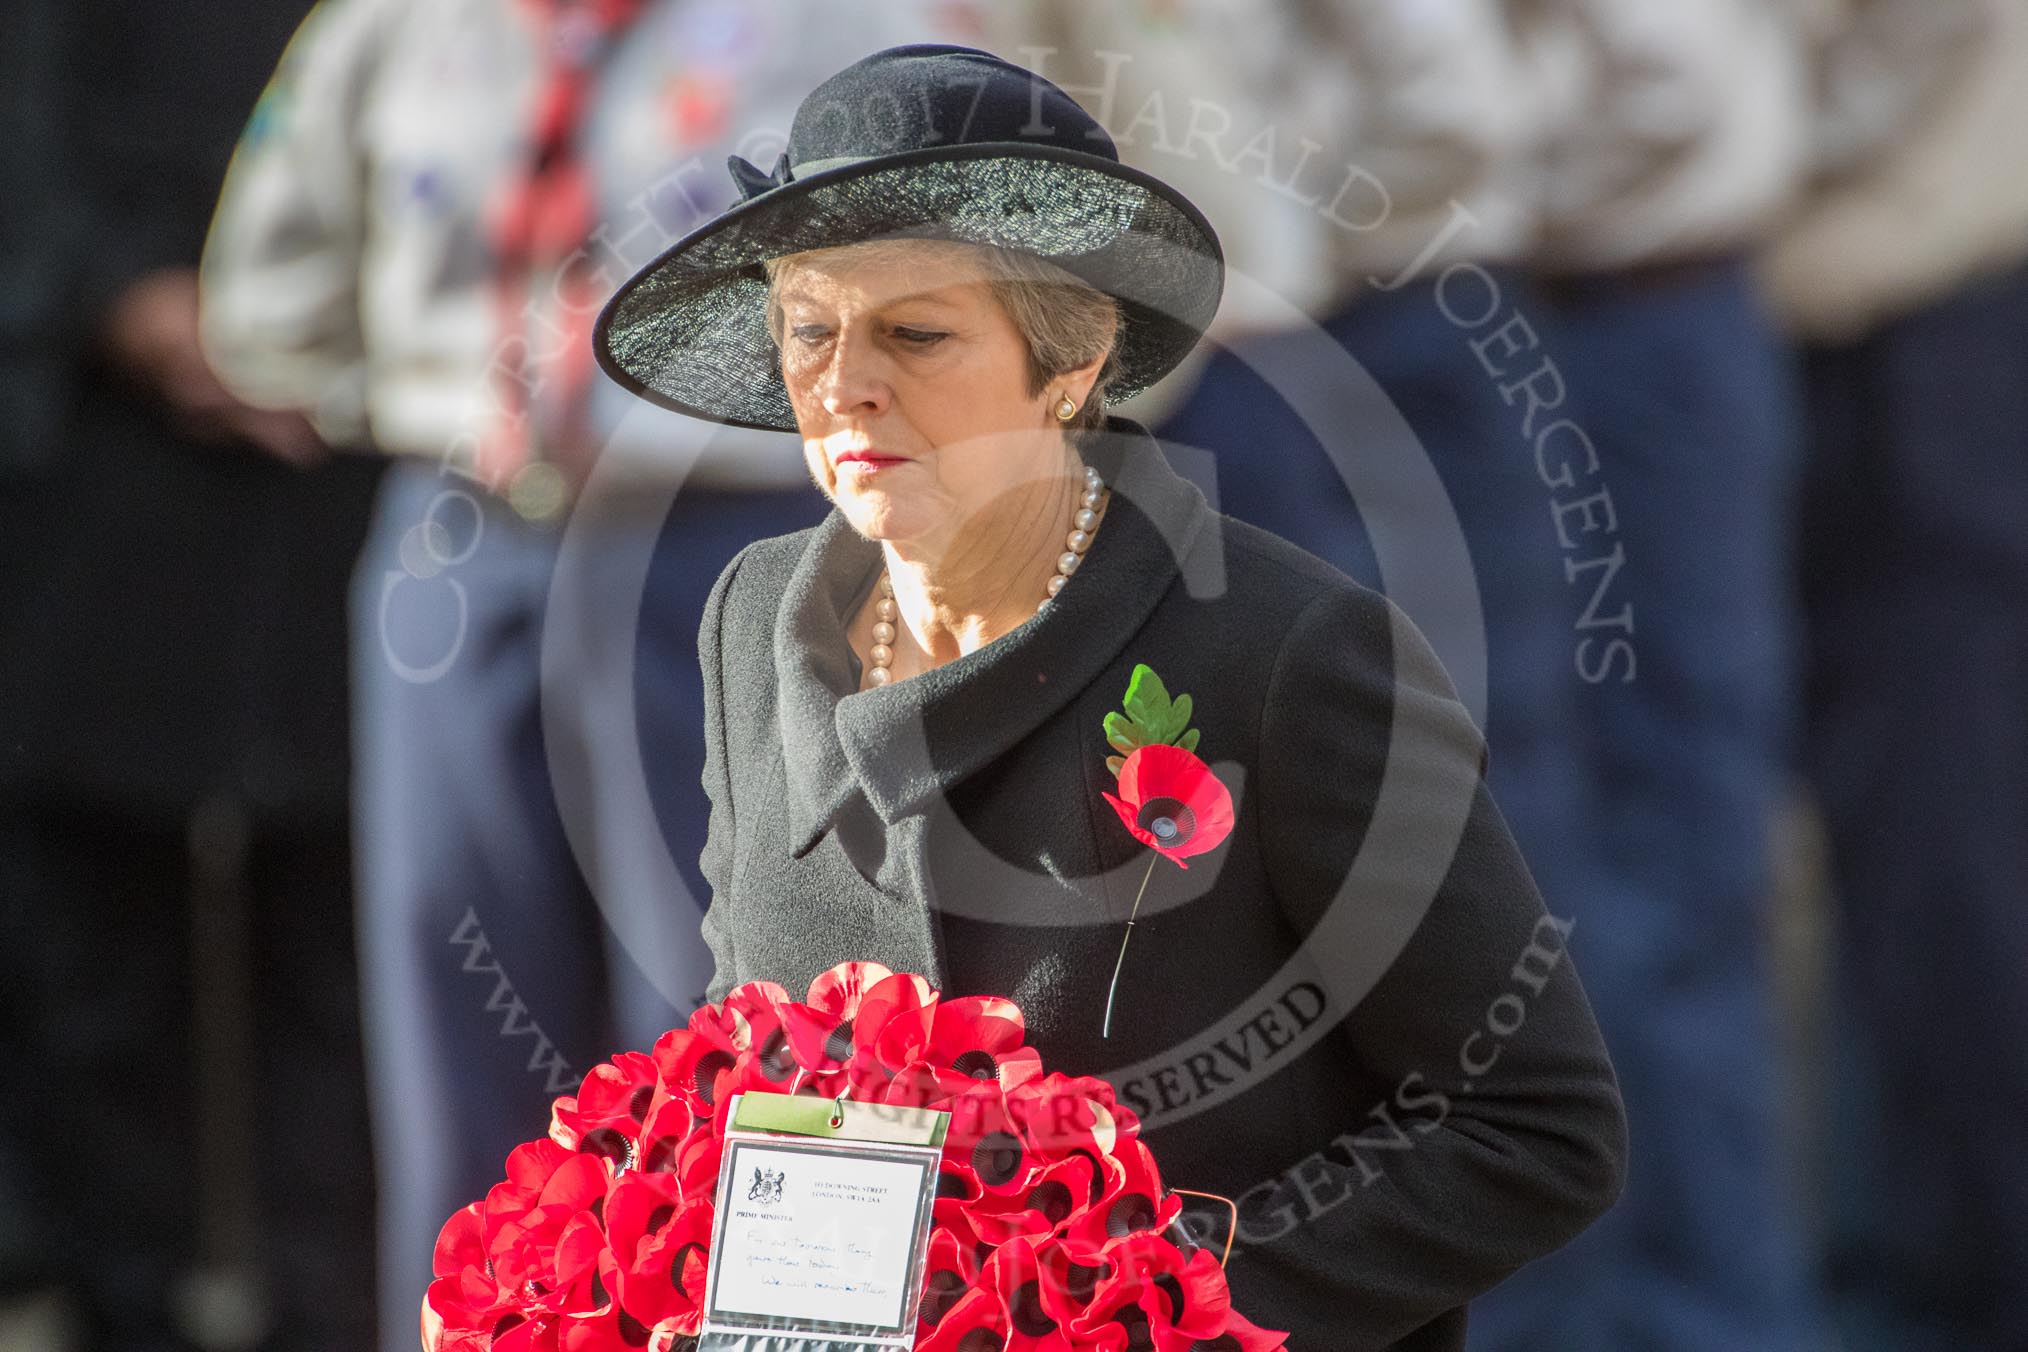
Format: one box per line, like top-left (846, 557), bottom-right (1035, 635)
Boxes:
top-left (775, 242), bottom-right (1081, 555)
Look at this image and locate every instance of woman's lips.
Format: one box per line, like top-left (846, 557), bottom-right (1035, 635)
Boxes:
top-left (834, 451), bottom-right (910, 472)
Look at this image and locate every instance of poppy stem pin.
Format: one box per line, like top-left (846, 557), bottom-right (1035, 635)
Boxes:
top-left (1101, 854), bottom-right (1162, 1040)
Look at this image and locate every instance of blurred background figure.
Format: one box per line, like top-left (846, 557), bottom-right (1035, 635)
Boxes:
top-left (1012, 2), bottom-right (1826, 1348)
top-left (198, 1), bottom-right (990, 1345)
top-left (1765, 2), bottom-right (2028, 1347)
top-left (1472, 3), bottom-right (1824, 1348)
top-left (0, 0), bottom-right (380, 1348)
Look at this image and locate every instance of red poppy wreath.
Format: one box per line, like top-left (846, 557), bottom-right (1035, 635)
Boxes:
top-left (422, 961), bottom-right (1286, 1352)
top-left (423, 669), bottom-right (1266, 1351)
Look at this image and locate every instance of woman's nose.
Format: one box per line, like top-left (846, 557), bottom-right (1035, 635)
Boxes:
top-left (817, 330), bottom-right (891, 418)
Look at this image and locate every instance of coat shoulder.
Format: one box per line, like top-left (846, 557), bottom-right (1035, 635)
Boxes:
top-left (700, 522), bottom-right (830, 705)
top-left (708, 521), bottom-right (825, 631)
top-left (1194, 510), bottom-right (1466, 713)
top-left (1208, 509), bottom-right (1396, 626)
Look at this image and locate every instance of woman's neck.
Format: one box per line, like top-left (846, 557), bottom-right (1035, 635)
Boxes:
top-left (880, 449), bottom-right (1084, 670)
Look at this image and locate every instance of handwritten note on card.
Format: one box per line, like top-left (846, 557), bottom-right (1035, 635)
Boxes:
top-left (707, 1139), bottom-right (933, 1333)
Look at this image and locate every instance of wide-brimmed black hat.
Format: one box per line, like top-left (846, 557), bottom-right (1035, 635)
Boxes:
top-left (591, 43), bottom-right (1225, 432)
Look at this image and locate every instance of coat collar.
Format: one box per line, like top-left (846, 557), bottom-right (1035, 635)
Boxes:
top-left (773, 414), bottom-right (1212, 858)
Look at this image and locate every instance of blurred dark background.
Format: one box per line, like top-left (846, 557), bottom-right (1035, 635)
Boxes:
top-left (0, 2), bottom-right (381, 1350)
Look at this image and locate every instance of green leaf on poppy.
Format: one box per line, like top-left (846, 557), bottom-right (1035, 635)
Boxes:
top-left (1101, 663), bottom-right (1204, 773)
top-left (1122, 665), bottom-right (1172, 730)
top-left (1105, 753), bottom-right (1125, 777)
top-left (1103, 711), bottom-right (1144, 752)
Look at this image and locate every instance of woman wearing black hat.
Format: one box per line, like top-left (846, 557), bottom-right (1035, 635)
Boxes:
top-left (595, 44), bottom-right (1626, 1352)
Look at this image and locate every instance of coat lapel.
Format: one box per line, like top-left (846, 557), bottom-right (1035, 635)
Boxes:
top-left (773, 415), bottom-right (1212, 858)
top-left (774, 511), bottom-right (882, 858)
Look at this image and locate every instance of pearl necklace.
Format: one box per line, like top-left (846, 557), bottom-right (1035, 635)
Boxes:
top-left (864, 462), bottom-right (1109, 688)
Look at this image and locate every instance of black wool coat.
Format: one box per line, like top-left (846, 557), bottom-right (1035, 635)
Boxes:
top-left (694, 415), bottom-right (1627, 1350)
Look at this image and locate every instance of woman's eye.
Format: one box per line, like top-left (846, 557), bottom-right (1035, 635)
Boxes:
top-left (789, 324), bottom-right (831, 345)
top-left (891, 327), bottom-right (947, 347)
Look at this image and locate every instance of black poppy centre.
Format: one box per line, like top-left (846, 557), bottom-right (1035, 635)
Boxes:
top-left (668, 1240), bottom-right (705, 1297)
top-left (578, 1127), bottom-right (635, 1173)
top-left (1112, 1303), bottom-right (1158, 1352)
top-left (1027, 1178), bottom-right (1075, 1225)
top-left (756, 1027), bottom-right (796, 1080)
top-left (1136, 796), bottom-right (1197, 847)
top-left (691, 1050), bottom-right (733, 1104)
top-left (1011, 1279), bottom-right (1056, 1337)
top-left (919, 1268), bottom-right (966, 1325)
top-left (972, 1131), bottom-right (1026, 1188)
top-left (823, 1017), bottom-right (855, 1064)
top-left (949, 1048), bottom-right (1001, 1081)
top-left (1105, 1191), bottom-right (1158, 1238)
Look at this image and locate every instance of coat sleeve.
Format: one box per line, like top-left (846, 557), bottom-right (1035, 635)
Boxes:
top-left (695, 544), bottom-right (754, 1008)
top-left (1253, 584), bottom-right (1628, 1344)
top-left (1516, 0), bottom-right (1809, 270)
top-left (197, 0), bottom-right (395, 448)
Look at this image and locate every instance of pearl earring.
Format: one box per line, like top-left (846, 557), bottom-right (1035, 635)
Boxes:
top-left (1053, 393), bottom-right (1077, 422)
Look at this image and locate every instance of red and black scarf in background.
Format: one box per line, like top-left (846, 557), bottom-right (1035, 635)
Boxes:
top-left (481, 0), bottom-right (647, 496)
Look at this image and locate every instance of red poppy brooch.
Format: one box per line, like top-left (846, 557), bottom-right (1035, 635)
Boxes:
top-left (1097, 665), bottom-right (1235, 1036)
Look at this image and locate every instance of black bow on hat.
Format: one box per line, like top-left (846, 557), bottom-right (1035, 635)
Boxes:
top-left (728, 150), bottom-right (795, 203)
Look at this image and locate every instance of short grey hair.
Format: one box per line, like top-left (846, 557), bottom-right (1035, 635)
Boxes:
top-left (762, 238), bottom-right (1123, 431)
